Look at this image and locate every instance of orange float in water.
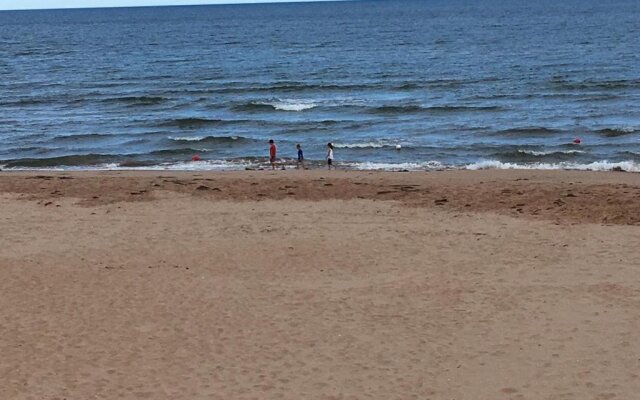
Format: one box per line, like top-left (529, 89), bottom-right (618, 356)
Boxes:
top-left (192, 154), bottom-right (200, 161)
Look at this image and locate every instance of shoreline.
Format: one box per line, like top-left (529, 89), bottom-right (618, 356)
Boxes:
top-left (1, 169), bottom-right (639, 225)
top-left (2, 158), bottom-right (640, 172)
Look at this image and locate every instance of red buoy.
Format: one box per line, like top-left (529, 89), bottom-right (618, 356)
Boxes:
top-left (573, 138), bottom-right (581, 144)
top-left (191, 154), bottom-right (200, 161)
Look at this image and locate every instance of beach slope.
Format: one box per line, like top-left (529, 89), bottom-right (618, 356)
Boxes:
top-left (1, 170), bottom-right (639, 399)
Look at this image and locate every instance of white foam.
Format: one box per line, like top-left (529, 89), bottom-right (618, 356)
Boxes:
top-left (612, 126), bottom-right (638, 133)
top-left (466, 159), bottom-right (640, 172)
top-left (274, 103), bottom-right (316, 111)
top-left (131, 160), bottom-right (251, 171)
top-left (266, 100), bottom-right (318, 111)
top-left (518, 149), bottom-right (585, 156)
top-left (348, 161), bottom-right (444, 171)
top-left (6, 159), bottom-right (639, 173)
top-left (334, 140), bottom-right (406, 149)
top-left (257, 96), bottom-right (368, 111)
top-left (2, 163), bottom-right (122, 171)
top-left (169, 136), bottom-right (206, 141)
top-left (334, 142), bottom-right (387, 149)
top-left (4, 160), bottom-right (254, 172)
top-left (169, 136), bottom-right (242, 142)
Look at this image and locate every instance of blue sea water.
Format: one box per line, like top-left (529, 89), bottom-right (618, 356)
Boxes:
top-left (1, 0), bottom-right (639, 171)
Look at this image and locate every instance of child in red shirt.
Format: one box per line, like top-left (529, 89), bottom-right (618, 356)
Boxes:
top-left (269, 139), bottom-right (277, 170)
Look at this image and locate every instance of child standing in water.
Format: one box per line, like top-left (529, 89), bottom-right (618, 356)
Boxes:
top-left (326, 142), bottom-right (334, 170)
top-left (269, 139), bottom-right (277, 170)
top-left (296, 144), bottom-right (304, 169)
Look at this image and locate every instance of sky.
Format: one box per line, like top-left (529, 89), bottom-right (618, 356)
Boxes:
top-left (0, 0), bottom-right (336, 11)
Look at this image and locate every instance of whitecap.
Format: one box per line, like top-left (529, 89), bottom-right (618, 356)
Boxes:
top-left (465, 160), bottom-right (640, 172)
top-left (333, 139), bottom-right (407, 149)
top-left (168, 136), bottom-right (206, 142)
top-left (260, 99), bottom-right (318, 111)
top-left (517, 149), bottom-right (585, 156)
top-left (347, 161), bottom-right (443, 170)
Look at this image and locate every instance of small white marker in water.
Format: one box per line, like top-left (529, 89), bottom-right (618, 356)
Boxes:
top-left (395, 144), bottom-right (402, 150)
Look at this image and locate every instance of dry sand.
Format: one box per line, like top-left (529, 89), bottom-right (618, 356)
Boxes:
top-left (1, 169), bottom-right (639, 399)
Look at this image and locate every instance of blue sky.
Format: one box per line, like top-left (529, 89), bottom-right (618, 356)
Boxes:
top-left (0, 0), bottom-right (336, 11)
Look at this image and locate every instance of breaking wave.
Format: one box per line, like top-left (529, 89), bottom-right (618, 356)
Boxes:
top-left (2, 154), bottom-right (118, 168)
top-left (345, 161), bottom-right (444, 170)
top-left (494, 149), bottom-right (588, 162)
top-left (149, 148), bottom-right (211, 156)
top-left (466, 160), bottom-right (640, 172)
top-left (596, 127), bottom-right (638, 137)
top-left (168, 135), bottom-right (251, 144)
top-left (517, 149), bottom-right (585, 156)
top-left (333, 140), bottom-right (405, 149)
top-left (232, 100), bottom-right (319, 112)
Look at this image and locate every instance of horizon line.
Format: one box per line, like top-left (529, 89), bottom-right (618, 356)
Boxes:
top-left (0, 0), bottom-right (353, 12)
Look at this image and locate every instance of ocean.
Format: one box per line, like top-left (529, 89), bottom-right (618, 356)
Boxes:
top-left (1, 0), bottom-right (639, 171)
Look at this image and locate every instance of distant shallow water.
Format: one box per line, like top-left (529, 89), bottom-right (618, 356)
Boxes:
top-left (1, 0), bottom-right (639, 171)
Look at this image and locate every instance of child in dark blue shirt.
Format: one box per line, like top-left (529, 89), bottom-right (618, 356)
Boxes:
top-left (296, 144), bottom-right (304, 169)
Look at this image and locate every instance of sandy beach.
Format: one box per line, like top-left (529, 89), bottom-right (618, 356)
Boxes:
top-left (1, 169), bottom-right (639, 400)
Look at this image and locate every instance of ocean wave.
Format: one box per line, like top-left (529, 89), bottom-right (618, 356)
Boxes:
top-left (150, 148), bottom-right (211, 156)
top-left (212, 77), bottom-right (498, 94)
top-left (215, 82), bottom-right (380, 94)
top-left (4, 156), bottom-right (640, 173)
top-left (367, 105), bottom-right (424, 114)
top-left (122, 138), bottom-right (151, 146)
top-left (168, 135), bottom-right (250, 144)
top-left (0, 146), bottom-right (48, 155)
top-left (116, 160), bottom-right (159, 168)
top-left (492, 148), bottom-right (589, 163)
top-left (0, 160), bottom-right (256, 172)
top-left (596, 127), bottom-right (638, 137)
top-left (280, 119), bottom-right (379, 133)
top-left (102, 96), bottom-right (168, 106)
top-left (52, 133), bottom-right (114, 142)
top-left (2, 154), bottom-right (117, 168)
top-left (574, 94), bottom-right (622, 102)
top-left (232, 100), bottom-right (318, 112)
top-left (395, 82), bottom-right (421, 90)
top-left (552, 79), bottom-right (640, 91)
top-left (493, 148), bottom-right (586, 160)
top-left (393, 78), bottom-right (500, 90)
top-left (280, 122), bottom-right (353, 133)
top-left (368, 104), bottom-right (502, 115)
top-left (518, 149), bottom-right (585, 156)
top-left (1, 149), bottom-right (211, 168)
top-left (466, 160), bottom-right (640, 172)
top-left (119, 160), bottom-right (255, 171)
top-left (0, 97), bottom-right (51, 106)
top-left (14, 48), bottom-right (74, 57)
top-left (412, 77), bottom-right (500, 89)
top-left (618, 151), bottom-right (640, 159)
top-left (345, 161), bottom-right (444, 171)
top-left (157, 117), bottom-right (228, 128)
top-left (272, 101), bottom-right (318, 111)
top-left (494, 127), bottom-right (564, 136)
top-left (168, 136), bottom-right (207, 142)
top-left (333, 140), bottom-right (405, 149)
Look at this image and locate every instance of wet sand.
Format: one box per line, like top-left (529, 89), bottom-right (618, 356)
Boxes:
top-left (1, 170), bottom-right (639, 399)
